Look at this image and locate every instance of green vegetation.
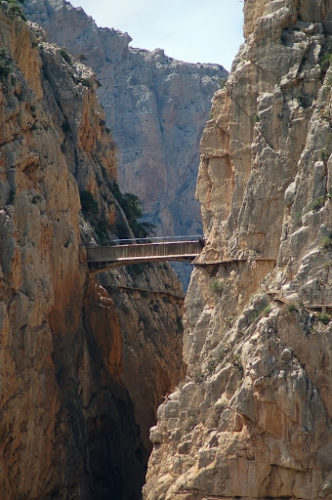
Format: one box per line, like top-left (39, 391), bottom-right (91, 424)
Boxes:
top-left (80, 190), bottom-right (99, 216)
top-left (79, 78), bottom-right (91, 88)
top-left (206, 359), bottom-right (218, 375)
top-left (286, 304), bottom-right (298, 313)
top-left (59, 48), bottom-right (72, 65)
top-left (193, 368), bottom-right (205, 384)
top-left (320, 235), bottom-right (332, 250)
top-left (324, 72), bottom-right (332, 86)
top-left (79, 190), bottom-right (113, 244)
top-left (80, 181), bottom-right (155, 243)
top-left (1, 0), bottom-right (26, 20)
top-left (210, 278), bottom-right (224, 295)
top-left (319, 42), bottom-right (332, 74)
top-left (316, 313), bottom-right (331, 325)
top-left (307, 189), bottom-right (332, 213)
top-left (320, 51), bottom-right (332, 73)
top-left (246, 298), bottom-right (273, 324)
top-left (192, 343), bottom-right (244, 380)
top-left (320, 148), bottom-right (330, 162)
top-left (0, 48), bottom-right (12, 81)
top-left (295, 210), bottom-right (302, 226)
top-left (248, 309), bottom-right (259, 322)
top-left (94, 217), bottom-right (111, 244)
top-left (109, 181), bottom-right (155, 238)
top-left (310, 195), bottom-right (326, 212)
top-left (225, 315), bottom-right (236, 328)
top-left (261, 305), bottom-right (272, 317)
top-left (86, 167), bottom-right (156, 241)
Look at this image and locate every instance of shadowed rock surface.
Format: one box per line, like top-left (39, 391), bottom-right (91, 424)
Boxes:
top-left (24, 0), bottom-right (228, 286)
top-left (0, 7), bottom-right (184, 498)
top-left (24, 0), bottom-right (227, 237)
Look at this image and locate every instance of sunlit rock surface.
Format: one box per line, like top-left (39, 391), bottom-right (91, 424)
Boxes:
top-left (0, 8), bottom-right (184, 498)
top-left (144, 1), bottom-right (332, 498)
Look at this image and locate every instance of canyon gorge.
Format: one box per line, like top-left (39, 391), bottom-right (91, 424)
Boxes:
top-left (0, 0), bottom-right (331, 499)
top-left (24, 0), bottom-right (227, 239)
top-left (24, 0), bottom-right (228, 286)
top-left (0, 3), bottom-right (184, 498)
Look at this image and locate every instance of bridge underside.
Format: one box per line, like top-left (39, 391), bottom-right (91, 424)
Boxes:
top-left (89, 255), bottom-right (196, 274)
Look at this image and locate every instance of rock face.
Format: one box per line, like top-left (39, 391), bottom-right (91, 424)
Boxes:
top-left (24, 0), bottom-right (227, 242)
top-left (144, 1), bottom-right (332, 499)
top-left (0, 6), bottom-right (184, 499)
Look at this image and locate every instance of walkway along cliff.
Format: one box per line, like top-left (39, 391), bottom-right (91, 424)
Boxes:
top-left (144, 1), bottom-right (332, 499)
top-left (0, 5), bottom-right (184, 499)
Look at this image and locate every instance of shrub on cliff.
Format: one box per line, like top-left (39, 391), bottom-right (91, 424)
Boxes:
top-left (0, 48), bottom-right (12, 81)
top-left (80, 190), bottom-right (99, 217)
top-left (59, 48), bottom-right (72, 65)
top-left (1, 0), bottom-right (26, 20)
top-left (109, 181), bottom-right (155, 238)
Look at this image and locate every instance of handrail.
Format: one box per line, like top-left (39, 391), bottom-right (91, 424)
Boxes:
top-left (86, 238), bottom-right (204, 273)
top-left (87, 235), bottom-right (204, 246)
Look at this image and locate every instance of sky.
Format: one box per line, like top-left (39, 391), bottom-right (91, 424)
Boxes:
top-left (69, 0), bottom-right (244, 71)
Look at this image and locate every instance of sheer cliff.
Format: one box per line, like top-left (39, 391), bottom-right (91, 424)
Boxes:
top-left (0, 6), bottom-right (184, 499)
top-left (24, 0), bottom-right (227, 243)
top-left (144, 1), bottom-right (332, 499)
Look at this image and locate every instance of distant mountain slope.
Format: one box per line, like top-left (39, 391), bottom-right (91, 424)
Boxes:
top-left (25, 0), bottom-right (227, 243)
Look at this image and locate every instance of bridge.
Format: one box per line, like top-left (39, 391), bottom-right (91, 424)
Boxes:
top-left (87, 235), bottom-right (204, 273)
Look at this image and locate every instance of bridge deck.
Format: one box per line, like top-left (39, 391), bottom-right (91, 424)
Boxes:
top-left (87, 240), bottom-right (203, 273)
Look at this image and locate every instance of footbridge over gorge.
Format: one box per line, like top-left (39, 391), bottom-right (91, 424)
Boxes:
top-left (87, 235), bottom-right (204, 274)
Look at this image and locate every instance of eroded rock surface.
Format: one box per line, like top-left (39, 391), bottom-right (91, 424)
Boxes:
top-left (144, 1), bottom-right (332, 498)
top-left (24, 0), bottom-right (227, 243)
top-left (0, 8), bottom-right (184, 499)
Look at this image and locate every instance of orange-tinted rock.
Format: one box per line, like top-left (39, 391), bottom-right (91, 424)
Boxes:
top-left (0, 9), bottom-right (184, 499)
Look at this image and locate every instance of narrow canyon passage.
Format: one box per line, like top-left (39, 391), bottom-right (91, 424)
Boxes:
top-left (0, 1), bottom-right (331, 499)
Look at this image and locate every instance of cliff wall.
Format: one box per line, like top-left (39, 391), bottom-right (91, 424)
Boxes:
top-left (144, 1), bottom-right (332, 498)
top-left (24, 0), bottom-right (227, 244)
top-left (0, 6), bottom-right (183, 498)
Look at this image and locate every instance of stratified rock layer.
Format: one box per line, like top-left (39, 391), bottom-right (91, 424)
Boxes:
top-left (24, 0), bottom-right (227, 240)
top-left (144, 1), bottom-right (332, 499)
top-left (0, 8), bottom-right (184, 499)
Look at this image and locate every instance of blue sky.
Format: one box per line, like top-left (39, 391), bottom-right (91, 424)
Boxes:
top-left (70, 0), bottom-right (244, 70)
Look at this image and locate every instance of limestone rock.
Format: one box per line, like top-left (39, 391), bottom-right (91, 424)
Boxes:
top-left (24, 0), bottom-right (227, 251)
top-left (0, 8), bottom-right (184, 498)
top-left (144, 1), bottom-right (332, 499)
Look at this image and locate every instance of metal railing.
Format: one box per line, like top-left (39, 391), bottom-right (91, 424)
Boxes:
top-left (86, 236), bottom-right (204, 272)
top-left (98, 234), bottom-right (204, 246)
